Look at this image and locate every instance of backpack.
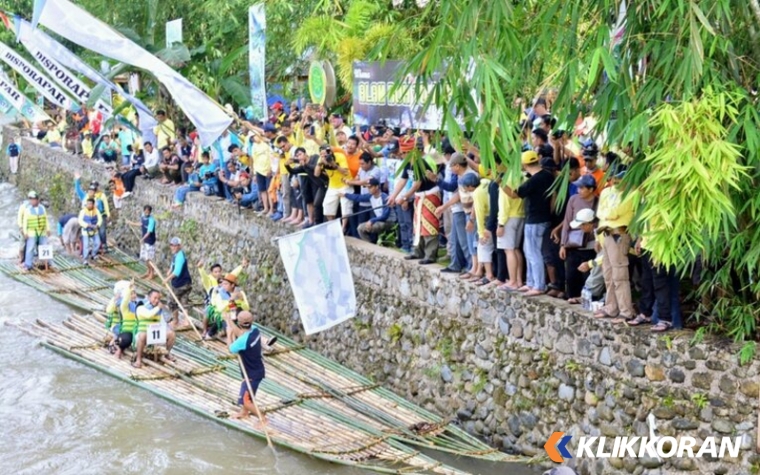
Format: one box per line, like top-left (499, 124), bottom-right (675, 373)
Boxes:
top-left (8, 144), bottom-right (19, 156)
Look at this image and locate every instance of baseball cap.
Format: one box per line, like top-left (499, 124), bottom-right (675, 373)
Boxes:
top-left (88, 184), bottom-right (97, 191)
top-left (460, 173), bottom-right (480, 188)
top-left (263, 123), bottom-right (277, 133)
top-left (239, 172), bottom-right (250, 179)
top-left (582, 143), bottom-right (599, 158)
top-left (386, 140), bottom-right (399, 154)
top-left (574, 175), bottom-right (597, 189)
top-left (368, 178), bottom-right (380, 187)
top-left (521, 150), bottom-right (539, 165)
top-left (570, 208), bottom-right (596, 229)
top-left (27, 190), bottom-right (38, 199)
top-left (612, 163), bottom-right (628, 179)
top-left (169, 237), bottom-right (182, 246)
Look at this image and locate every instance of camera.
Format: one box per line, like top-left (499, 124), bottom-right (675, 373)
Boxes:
top-left (552, 129), bottom-right (566, 140)
top-left (231, 187), bottom-right (245, 196)
top-left (203, 171), bottom-right (215, 180)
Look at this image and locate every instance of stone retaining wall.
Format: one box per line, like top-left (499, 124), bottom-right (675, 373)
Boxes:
top-left (4, 126), bottom-right (759, 475)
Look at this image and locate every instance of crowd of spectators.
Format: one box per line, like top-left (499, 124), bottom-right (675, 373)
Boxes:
top-left (20, 96), bottom-right (684, 333)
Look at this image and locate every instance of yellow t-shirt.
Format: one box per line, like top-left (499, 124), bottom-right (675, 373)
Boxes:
top-left (154, 119), bottom-right (176, 148)
top-left (325, 150), bottom-right (349, 189)
top-left (251, 140), bottom-right (272, 176)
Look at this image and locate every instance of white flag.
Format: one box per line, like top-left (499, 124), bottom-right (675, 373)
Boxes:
top-left (36, 0), bottom-right (232, 147)
top-left (16, 18), bottom-right (154, 127)
top-left (277, 220), bottom-right (357, 335)
top-left (0, 40), bottom-right (78, 111)
top-left (0, 71), bottom-right (51, 122)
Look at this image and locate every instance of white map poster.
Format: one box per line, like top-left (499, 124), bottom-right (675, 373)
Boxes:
top-left (277, 220), bottom-right (356, 335)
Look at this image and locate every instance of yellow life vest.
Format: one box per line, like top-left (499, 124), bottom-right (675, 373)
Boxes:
top-left (24, 204), bottom-right (48, 235)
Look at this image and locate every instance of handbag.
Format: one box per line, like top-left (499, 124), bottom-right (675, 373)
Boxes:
top-left (565, 229), bottom-right (586, 249)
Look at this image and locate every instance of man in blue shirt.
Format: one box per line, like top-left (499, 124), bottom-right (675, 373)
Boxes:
top-left (163, 237), bottom-right (192, 327)
top-left (229, 311), bottom-right (266, 420)
top-left (341, 178), bottom-right (396, 243)
top-left (128, 205), bottom-right (158, 280)
top-left (6, 137), bottom-right (21, 174)
top-left (97, 134), bottom-right (119, 164)
top-left (198, 152), bottom-right (219, 196)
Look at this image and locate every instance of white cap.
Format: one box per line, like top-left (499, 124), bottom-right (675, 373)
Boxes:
top-left (169, 237), bottom-right (182, 246)
top-left (570, 208), bottom-right (596, 229)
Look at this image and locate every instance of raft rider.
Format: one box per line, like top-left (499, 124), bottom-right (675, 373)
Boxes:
top-left (105, 281), bottom-right (139, 360)
top-left (133, 289), bottom-right (176, 368)
top-left (163, 237), bottom-right (192, 327)
top-left (229, 311), bottom-right (266, 420)
top-left (21, 190), bottom-right (50, 271)
top-left (127, 205), bottom-right (157, 280)
top-left (74, 172), bottom-right (111, 253)
top-left (78, 198), bottom-right (103, 265)
top-left (197, 258), bottom-right (248, 337)
top-left (208, 272), bottom-right (250, 343)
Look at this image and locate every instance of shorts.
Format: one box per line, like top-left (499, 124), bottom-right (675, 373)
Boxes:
top-left (168, 284), bottom-right (192, 311)
top-left (300, 176), bottom-right (315, 204)
top-left (255, 173), bottom-right (271, 195)
top-left (238, 378), bottom-right (263, 405)
top-left (497, 218), bottom-right (525, 250)
top-left (477, 234), bottom-right (494, 263)
top-left (116, 331), bottom-right (133, 350)
top-left (140, 243), bottom-right (155, 261)
top-left (542, 228), bottom-right (562, 267)
top-left (323, 186), bottom-right (352, 217)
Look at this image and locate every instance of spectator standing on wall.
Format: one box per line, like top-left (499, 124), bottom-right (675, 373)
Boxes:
top-left (559, 175), bottom-right (599, 303)
top-left (6, 137), bottom-right (21, 174)
top-left (153, 110), bottom-right (176, 149)
top-left (502, 150), bottom-right (555, 297)
top-left (593, 163), bottom-right (636, 321)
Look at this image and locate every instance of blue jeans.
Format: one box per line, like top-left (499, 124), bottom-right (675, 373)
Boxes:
top-left (524, 222), bottom-right (549, 291)
top-left (24, 235), bottom-right (47, 270)
top-left (175, 185), bottom-right (200, 204)
top-left (396, 203), bottom-right (414, 251)
top-left (466, 215), bottom-right (477, 256)
top-left (98, 219), bottom-right (108, 250)
top-left (447, 211), bottom-right (470, 271)
top-left (82, 232), bottom-right (101, 260)
top-left (652, 272), bottom-right (682, 329)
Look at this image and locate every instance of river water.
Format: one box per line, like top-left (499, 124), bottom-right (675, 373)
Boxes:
top-left (0, 182), bottom-right (539, 475)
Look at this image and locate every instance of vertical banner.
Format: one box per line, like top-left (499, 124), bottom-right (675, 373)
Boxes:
top-left (165, 18), bottom-right (183, 47)
top-left (0, 40), bottom-right (78, 111)
top-left (248, 4), bottom-right (267, 120)
top-left (277, 220), bottom-right (356, 335)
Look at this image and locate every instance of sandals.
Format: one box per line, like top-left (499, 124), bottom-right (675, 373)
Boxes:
top-left (474, 277), bottom-right (492, 287)
top-left (626, 314), bottom-right (652, 327)
top-left (524, 289), bottom-right (545, 297)
top-left (593, 310), bottom-right (616, 319)
top-left (651, 321), bottom-right (672, 332)
top-left (459, 272), bottom-right (475, 280)
top-left (567, 297), bottom-right (581, 305)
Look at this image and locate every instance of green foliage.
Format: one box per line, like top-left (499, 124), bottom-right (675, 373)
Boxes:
top-left (690, 392), bottom-right (709, 410)
top-left (387, 323), bottom-right (403, 344)
top-left (46, 174), bottom-right (69, 215)
top-left (739, 341), bottom-right (757, 366)
top-left (690, 327), bottom-right (706, 347)
top-left (422, 363), bottom-right (441, 379)
top-left (178, 218), bottom-right (198, 241)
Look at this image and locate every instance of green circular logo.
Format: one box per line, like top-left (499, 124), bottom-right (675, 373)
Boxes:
top-left (309, 61), bottom-right (327, 105)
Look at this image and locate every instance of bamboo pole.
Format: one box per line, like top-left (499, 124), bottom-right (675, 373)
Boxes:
top-left (148, 261), bottom-right (203, 342)
top-left (238, 354), bottom-right (275, 451)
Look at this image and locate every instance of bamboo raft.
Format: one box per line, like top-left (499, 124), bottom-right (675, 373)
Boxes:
top-left (0, 249), bottom-right (528, 473)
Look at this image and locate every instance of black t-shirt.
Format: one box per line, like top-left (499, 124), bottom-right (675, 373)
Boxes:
top-left (516, 169), bottom-right (554, 224)
top-left (400, 159), bottom-right (440, 192)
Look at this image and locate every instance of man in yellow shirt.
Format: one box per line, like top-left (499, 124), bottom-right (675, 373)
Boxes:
top-left (594, 163), bottom-right (635, 321)
top-left (315, 144), bottom-right (352, 223)
top-left (463, 174), bottom-right (495, 284)
top-left (153, 110), bottom-right (176, 149)
top-left (250, 134), bottom-right (274, 215)
top-left (497, 177), bottom-right (526, 290)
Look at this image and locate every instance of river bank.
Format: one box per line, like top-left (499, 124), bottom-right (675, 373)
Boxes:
top-left (4, 126), bottom-right (760, 474)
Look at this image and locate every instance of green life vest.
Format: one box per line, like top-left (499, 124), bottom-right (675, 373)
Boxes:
top-left (24, 204), bottom-right (47, 235)
top-left (136, 304), bottom-right (163, 333)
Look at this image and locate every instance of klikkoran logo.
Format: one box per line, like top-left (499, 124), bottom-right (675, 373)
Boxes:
top-left (544, 431), bottom-right (741, 463)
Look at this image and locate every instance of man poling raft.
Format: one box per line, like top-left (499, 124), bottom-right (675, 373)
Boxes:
top-left (229, 310), bottom-right (266, 421)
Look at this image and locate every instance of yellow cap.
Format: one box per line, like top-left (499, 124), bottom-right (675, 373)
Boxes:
top-left (521, 150), bottom-right (539, 165)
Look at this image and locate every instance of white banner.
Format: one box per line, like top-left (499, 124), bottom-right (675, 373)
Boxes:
top-left (28, 46), bottom-right (112, 116)
top-left (16, 17), bottom-right (155, 129)
top-left (0, 41), bottom-right (77, 111)
top-left (37, 0), bottom-right (232, 147)
top-left (0, 72), bottom-right (51, 122)
top-left (277, 220), bottom-right (356, 335)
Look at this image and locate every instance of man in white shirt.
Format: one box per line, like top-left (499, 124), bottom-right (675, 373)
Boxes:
top-left (142, 141), bottom-right (161, 178)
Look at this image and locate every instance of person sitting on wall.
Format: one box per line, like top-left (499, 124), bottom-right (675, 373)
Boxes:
top-left (340, 178), bottom-right (396, 244)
